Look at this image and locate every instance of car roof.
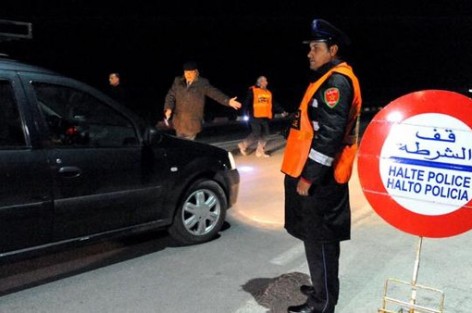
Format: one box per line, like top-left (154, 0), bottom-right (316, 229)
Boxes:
top-left (0, 57), bottom-right (57, 75)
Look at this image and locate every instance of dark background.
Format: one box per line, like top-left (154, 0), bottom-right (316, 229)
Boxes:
top-left (1, 0), bottom-right (471, 123)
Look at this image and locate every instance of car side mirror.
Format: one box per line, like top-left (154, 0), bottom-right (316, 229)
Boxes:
top-left (144, 126), bottom-right (161, 144)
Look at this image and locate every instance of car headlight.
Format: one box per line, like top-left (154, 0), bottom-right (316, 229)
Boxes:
top-left (227, 151), bottom-right (237, 170)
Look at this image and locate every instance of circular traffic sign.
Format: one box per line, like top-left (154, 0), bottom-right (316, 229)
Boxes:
top-left (358, 90), bottom-right (472, 238)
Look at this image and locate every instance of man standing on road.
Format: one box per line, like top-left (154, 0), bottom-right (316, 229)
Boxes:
top-left (281, 19), bottom-right (362, 313)
top-left (161, 61), bottom-right (241, 140)
top-left (238, 75), bottom-right (287, 158)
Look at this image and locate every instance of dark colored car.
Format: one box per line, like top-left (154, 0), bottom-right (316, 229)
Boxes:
top-left (0, 57), bottom-right (239, 258)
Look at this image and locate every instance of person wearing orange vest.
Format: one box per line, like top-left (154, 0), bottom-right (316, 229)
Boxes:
top-left (282, 19), bottom-right (362, 313)
top-left (238, 76), bottom-right (286, 157)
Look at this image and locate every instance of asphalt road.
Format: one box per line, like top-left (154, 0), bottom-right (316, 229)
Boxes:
top-left (0, 130), bottom-right (471, 313)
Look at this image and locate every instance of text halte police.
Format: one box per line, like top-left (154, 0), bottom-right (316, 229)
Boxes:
top-left (386, 165), bottom-right (470, 201)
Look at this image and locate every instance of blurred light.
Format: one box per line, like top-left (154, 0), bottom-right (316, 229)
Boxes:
top-left (238, 165), bottom-right (254, 173)
top-left (386, 111), bottom-right (403, 123)
top-left (243, 115), bottom-right (249, 121)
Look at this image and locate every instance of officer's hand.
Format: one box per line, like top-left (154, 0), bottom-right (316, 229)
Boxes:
top-left (297, 178), bottom-right (312, 197)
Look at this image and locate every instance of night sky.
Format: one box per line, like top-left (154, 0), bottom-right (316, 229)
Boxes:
top-left (1, 0), bottom-right (471, 122)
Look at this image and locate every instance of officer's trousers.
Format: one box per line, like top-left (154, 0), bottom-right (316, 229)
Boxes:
top-left (304, 240), bottom-right (340, 313)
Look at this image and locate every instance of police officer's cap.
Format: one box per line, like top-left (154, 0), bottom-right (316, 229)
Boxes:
top-left (303, 19), bottom-right (351, 47)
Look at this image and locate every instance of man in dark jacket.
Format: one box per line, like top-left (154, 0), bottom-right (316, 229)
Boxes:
top-left (162, 61), bottom-right (241, 140)
top-left (281, 19), bottom-right (362, 313)
top-left (106, 72), bottom-right (129, 107)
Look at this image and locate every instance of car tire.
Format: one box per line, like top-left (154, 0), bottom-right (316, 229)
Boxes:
top-left (168, 179), bottom-right (227, 245)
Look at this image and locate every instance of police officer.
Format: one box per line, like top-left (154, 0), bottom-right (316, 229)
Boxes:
top-left (281, 19), bottom-right (362, 313)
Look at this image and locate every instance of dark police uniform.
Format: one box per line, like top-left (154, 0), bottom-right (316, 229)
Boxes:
top-left (282, 19), bottom-right (362, 313)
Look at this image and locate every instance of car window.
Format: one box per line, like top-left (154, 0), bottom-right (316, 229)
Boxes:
top-left (0, 80), bottom-right (26, 148)
top-left (32, 82), bottom-right (138, 147)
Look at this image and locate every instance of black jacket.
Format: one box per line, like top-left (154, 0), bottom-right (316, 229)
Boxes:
top-left (284, 59), bottom-right (357, 243)
top-left (301, 60), bottom-right (354, 183)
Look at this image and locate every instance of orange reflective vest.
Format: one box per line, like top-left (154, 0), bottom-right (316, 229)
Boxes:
top-left (251, 87), bottom-right (273, 119)
top-left (281, 62), bottom-right (362, 183)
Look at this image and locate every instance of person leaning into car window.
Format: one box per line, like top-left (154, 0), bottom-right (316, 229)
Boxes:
top-left (160, 61), bottom-right (242, 140)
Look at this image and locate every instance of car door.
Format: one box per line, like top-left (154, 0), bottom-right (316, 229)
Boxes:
top-left (0, 75), bottom-right (53, 255)
top-left (21, 74), bottom-right (168, 241)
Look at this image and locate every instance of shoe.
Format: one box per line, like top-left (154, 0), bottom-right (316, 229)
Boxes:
top-left (256, 142), bottom-right (269, 158)
top-left (238, 143), bottom-right (248, 156)
top-left (287, 302), bottom-right (316, 313)
top-left (300, 285), bottom-right (315, 296)
top-left (255, 151), bottom-right (270, 158)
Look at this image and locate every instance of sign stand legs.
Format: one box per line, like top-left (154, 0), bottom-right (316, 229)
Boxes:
top-left (378, 236), bottom-right (445, 313)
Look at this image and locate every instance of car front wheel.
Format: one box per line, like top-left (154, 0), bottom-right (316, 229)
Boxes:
top-left (169, 180), bottom-right (227, 245)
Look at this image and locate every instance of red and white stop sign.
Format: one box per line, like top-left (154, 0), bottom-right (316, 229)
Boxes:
top-left (358, 90), bottom-right (472, 238)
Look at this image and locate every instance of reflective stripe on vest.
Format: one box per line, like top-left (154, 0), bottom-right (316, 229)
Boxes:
top-left (309, 148), bottom-right (334, 166)
top-left (252, 87), bottom-right (273, 119)
top-left (281, 63), bottom-right (362, 178)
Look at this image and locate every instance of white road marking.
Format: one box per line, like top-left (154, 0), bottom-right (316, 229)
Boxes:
top-left (270, 243), bottom-right (305, 265)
